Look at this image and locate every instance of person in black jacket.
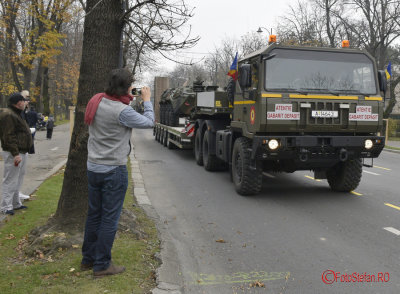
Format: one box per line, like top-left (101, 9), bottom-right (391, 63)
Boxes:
top-left (0, 93), bottom-right (32, 215)
top-left (46, 115), bottom-right (54, 139)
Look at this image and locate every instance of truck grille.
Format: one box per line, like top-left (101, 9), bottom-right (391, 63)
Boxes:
top-left (296, 101), bottom-right (354, 127)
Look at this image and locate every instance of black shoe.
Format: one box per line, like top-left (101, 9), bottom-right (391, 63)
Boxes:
top-left (5, 210), bottom-right (14, 215)
top-left (14, 205), bottom-right (28, 210)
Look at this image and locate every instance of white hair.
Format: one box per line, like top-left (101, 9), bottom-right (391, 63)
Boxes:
top-left (21, 90), bottom-right (30, 98)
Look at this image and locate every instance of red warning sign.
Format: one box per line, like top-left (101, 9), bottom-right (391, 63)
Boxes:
top-left (250, 106), bottom-right (255, 125)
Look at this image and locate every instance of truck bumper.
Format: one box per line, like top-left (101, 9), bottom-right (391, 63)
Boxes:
top-left (252, 135), bottom-right (385, 161)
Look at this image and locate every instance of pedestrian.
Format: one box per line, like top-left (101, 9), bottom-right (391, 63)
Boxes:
top-left (81, 68), bottom-right (154, 278)
top-left (19, 90), bottom-right (36, 200)
top-left (46, 115), bottom-right (54, 139)
top-left (0, 93), bottom-right (32, 215)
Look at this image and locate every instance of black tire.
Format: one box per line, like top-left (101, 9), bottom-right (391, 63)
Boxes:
top-left (154, 127), bottom-right (159, 141)
top-left (163, 130), bottom-right (168, 147)
top-left (226, 78), bottom-right (235, 106)
top-left (194, 129), bottom-right (203, 166)
top-left (156, 127), bottom-right (161, 142)
top-left (167, 137), bottom-right (175, 149)
top-left (231, 137), bottom-right (262, 195)
top-left (203, 130), bottom-right (224, 171)
top-left (326, 158), bottom-right (362, 192)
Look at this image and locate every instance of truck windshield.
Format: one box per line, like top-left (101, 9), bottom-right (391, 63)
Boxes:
top-left (265, 49), bottom-right (377, 95)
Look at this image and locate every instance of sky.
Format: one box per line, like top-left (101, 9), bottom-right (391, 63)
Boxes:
top-left (141, 0), bottom-right (297, 84)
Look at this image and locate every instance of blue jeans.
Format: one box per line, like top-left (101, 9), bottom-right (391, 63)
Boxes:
top-left (82, 165), bottom-right (128, 271)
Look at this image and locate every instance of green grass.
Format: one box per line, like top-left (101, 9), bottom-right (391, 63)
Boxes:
top-left (385, 145), bottom-right (400, 151)
top-left (0, 163), bottom-right (160, 294)
top-left (387, 137), bottom-right (400, 142)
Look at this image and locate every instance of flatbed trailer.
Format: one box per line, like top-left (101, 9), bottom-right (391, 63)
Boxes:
top-left (153, 122), bottom-right (194, 149)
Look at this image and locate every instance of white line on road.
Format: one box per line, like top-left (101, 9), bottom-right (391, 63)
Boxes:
top-left (50, 147), bottom-right (59, 151)
top-left (383, 227), bottom-right (400, 236)
top-left (262, 172), bottom-right (276, 178)
top-left (363, 170), bottom-right (380, 176)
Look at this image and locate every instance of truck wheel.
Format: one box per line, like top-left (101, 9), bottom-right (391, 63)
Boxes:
top-left (232, 137), bottom-right (262, 195)
top-left (156, 127), bottom-right (161, 142)
top-left (203, 130), bottom-right (223, 171)
top-left (154, 127), bottom-right (159, 141)
top-left (327, 159), bottom-right (362, 192)
top-left (194, 129), bottom-right (203, 166)
top-left (167, 137), bottom-right (175, 149)
top-left (163, 130), bottom-right (168, 147)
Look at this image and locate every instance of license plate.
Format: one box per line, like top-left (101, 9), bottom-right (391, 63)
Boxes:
top-left (311, 110), bottom-right (338, 118)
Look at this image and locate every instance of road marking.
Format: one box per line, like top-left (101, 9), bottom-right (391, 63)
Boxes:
top-left (50, 147), bottom-right (59, 151)
top-left (304, 175), bottom-right (322, 182)
top-left (385, 203), bottom-right (400, 211)
top-left (373, 165), bottom-right (391, 171)
top-left (383, 227), bottom-right (400, 236)
top-left (190, 271), bottom-right (290, 286)
top-left (363, 170), bottom-right (380, 176)
top-left (351, 191), bottom-right (363, 196)
top-left (262, 172), bottom-right (276, 178)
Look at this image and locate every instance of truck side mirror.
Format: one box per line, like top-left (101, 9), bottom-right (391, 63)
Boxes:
top-left (378, 70), bottom-right (388, 97)
top-left (238, 64), bottom-right (252, 90)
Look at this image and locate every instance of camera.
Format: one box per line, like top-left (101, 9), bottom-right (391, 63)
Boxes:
top-left (132, 88), bottom-right (142, 96)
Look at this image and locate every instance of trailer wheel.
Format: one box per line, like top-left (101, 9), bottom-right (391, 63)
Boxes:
top-left (203, 130), bottom-right (223, 171)
top-left (167, 136), bottom-right (175, 149)
top-left (154, 127), bottom-right (159, 141)
top-left (232, 137), bottom-right (262, 195)
top-left (163, 130), bottom-right (168, 147)
top-left (327, 158), bottom-right (362, 192)
top-left (194, 129), bottom-right (203, 166)
top-left (156, 127), bottom-right (161, 142)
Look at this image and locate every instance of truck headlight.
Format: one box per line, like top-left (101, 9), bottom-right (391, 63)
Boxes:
top-left (365, 139), bottom-right (373, 149)
top-left (268, 139), bottom-right (279, 150)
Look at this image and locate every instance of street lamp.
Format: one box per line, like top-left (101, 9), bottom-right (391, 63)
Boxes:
top-left (257, 26), bottom-right (272, 35)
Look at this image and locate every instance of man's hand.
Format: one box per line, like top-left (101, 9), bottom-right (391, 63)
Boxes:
top-left (141, 86), bottom-right (151, 102)
top-left (14, 155), bottom-right (22, 166)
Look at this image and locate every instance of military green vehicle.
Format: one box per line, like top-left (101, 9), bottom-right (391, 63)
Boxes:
top-left (154, 41), bottom-right (387, 195)
top-left (159, 79), bottom-right (231, 126)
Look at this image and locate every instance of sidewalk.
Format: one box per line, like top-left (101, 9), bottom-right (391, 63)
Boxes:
top-left (385, 139), bottom-right (400, 149)
top-left (0, 123), bottom-right (71, 222)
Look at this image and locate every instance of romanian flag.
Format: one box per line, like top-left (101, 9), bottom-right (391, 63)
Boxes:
top-left (227, 52), bottom-right (238, 81)
top-left (386, 61), bottom-right (392, 80)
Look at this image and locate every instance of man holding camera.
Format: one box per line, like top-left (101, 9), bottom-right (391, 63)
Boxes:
top-left (0, 93), bottom-right (32, 215)
top-left (82, 68), bottom-right (154, 278)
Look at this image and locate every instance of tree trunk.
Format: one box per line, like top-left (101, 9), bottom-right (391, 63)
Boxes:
top-left (53, 0), bottom-right (123, 229)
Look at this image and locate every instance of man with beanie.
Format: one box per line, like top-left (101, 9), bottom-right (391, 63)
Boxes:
top-left (0, 93), bottom-right (32, 215)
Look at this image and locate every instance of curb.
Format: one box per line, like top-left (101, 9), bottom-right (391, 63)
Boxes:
top-left (383, 147), bottom-right (400, 154)
top-left (129, 148), bottom-right (183, 294)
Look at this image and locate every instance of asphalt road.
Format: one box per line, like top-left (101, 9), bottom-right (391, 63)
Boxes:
top-left (132, 128), bottom-right (400, 294)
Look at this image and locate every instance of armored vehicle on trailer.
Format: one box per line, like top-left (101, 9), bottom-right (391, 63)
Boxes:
top-left (154, 38), bottom-right (387, 195)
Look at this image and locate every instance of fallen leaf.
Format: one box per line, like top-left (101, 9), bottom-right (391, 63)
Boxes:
top-left (216, 239), bottom-right (226, 243)
top-left (72, 244), bottom-right (79, 249)
top-left (69, 268), bottom-right (75, 272)
top-left (5, 234), bottom-right (16, 240)
top-left (249, 280), bottom-right (265, 288)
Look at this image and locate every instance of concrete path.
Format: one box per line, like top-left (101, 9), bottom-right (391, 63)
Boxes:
top-left (0, 123), bottom-right (71, 221)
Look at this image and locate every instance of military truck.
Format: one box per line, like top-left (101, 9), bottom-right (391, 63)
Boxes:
top-left (154, 40), bottom-right (387, 195)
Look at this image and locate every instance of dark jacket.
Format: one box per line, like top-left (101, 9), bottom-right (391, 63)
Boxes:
top-left (0, 106), bottom-right (33, 156)
top-left (26, 110), bottom-right (39, 128)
